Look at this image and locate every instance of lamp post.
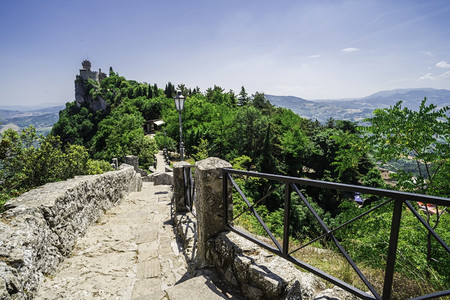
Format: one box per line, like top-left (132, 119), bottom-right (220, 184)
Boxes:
top-left (174, 90), bottom-right (185, 161)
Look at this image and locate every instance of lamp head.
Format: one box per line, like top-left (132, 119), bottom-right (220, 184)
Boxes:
top-left (174, 90), bottom-right (185, 111)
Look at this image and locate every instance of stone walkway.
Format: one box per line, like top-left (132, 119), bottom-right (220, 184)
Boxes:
top-left (35, 153), bottom-right (232, 299)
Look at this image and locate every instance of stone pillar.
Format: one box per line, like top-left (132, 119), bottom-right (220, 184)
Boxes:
top-left (173, 161), bottom-right (191, 212)
top-left (124, 155), bottom-right (139, 172)
top-left (112, 158), bottom-right (118, 170)
top-left (195, 157), bottom-right (232, 267)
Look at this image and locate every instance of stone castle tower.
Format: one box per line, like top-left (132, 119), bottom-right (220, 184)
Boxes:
top-left (79, 60), bottom-right (107, 82)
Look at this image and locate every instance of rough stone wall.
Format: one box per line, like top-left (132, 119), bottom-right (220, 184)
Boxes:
top-left (207, 232), bottom-right (358, 300)
top-left (74, 77), bottom-right (107, 112)
top-left (0, 165), bottom-right (142, 299)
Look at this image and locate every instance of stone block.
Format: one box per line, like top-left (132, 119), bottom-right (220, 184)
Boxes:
top-left (153, 172), bottom-right (173, 186)
top-left (136, 259), bottom-right (160, 279)
top-left (164, 275), bottom-right (227, 300)
top-left (172, 161), bottom-right (192, 212)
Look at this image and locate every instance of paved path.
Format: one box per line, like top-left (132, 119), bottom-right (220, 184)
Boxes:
top-left (35, 153), bottom-right (232, 299)
top-left (155, 151), bottom-right (166, 173)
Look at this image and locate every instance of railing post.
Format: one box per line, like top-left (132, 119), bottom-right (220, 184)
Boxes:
top-left (124, 155), bottom-right (139, 172)
top-left (173, 161), bottom-right (191, 212)
top-left (382, 199), bottom-right (403, 300)
top-left (223, 169), bottom-right (228, 228)
top-left (283, 183), bottom-right (291, 256)
top-left (194, 157), bottom-right (232, 267)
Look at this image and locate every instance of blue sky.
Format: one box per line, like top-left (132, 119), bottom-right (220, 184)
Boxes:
top-left (1, 0), bottom-right (449, 107)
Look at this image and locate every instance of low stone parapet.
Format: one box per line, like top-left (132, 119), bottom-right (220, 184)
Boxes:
top-left (0, 165), bottom-right (142, 299)
top-left (174, 213), bottom-right (357, 300)
top-left (208, 231), bottom-right (356, 299)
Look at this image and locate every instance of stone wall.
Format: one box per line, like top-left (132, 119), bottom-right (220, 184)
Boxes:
top-left (0, 165), bottom-right (142, 299)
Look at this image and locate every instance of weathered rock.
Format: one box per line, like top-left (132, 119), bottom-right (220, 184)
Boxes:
top-left (315, 286), bottom-right (360, 300)
top-left (164, 275), bottom-right (227, 300)
top-left (0, 165), bottom-right (141, 299)
top-left (154, 172), bottom-right (173, 186)
top-left (74, 76), bottom-right (107, 112)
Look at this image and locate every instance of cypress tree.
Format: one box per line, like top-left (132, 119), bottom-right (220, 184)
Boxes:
top-left (148, 84), bottom-right (153, 98)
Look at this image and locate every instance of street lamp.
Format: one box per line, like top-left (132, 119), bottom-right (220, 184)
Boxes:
top-left (174, 90), bottom-right (185, 161)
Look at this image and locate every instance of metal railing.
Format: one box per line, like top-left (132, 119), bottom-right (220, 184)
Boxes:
top-left (222, 168), bottom-right (450, 300)
top-left (183, 165), bottom-right (196, 216)
top-left (162, 148), bottom-right (170, 165)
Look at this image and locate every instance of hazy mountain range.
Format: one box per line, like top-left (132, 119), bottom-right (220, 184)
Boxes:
top-left (266, 88), bottom-right (450, 123)
top-left (0, 105), bottom-right (64, 134)
top-left (1, 88), bottom-right (449, 134)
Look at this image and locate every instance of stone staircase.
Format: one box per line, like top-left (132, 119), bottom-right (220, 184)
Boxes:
top-left (34, 154), bottom-right (238, 300)
top-left (35, 182), bottom-right (236, 300)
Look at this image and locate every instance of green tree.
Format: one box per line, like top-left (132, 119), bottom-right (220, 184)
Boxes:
top-left (359, 98), bottom-right (449, 279)
top-left (363, 99), bottom-right (449, 197)
top-left (164, 82), bottom-right (175, 98)
top-left (251, 92), bottom-right (273, 115)
top-left (238, 86), bottom-right (249, 106)
top-left (192, 138), bottom-right (210, 161)
top-left (1, 126), bottom-right (110, 210)
top-left (153, 83), bottom-right (159, 97)
top-left (257, 124), bottom-right (278, 174)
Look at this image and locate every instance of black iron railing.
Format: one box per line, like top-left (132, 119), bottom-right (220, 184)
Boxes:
top-left (162, 148), bottom-right (170, 165)
top-left (222, 168), bottom-right (450, 300)
top-left (183, 165), bottom-right (196, 216)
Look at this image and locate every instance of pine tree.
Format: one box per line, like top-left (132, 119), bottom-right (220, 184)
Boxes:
top-left (165, 82), bottom-right (175, 98)
top-left (148, 83), bottom-right (153, 98)
top-left (238, 86), bottom-right (249, 106)
top-left (258, 123), bottom-right (278, 174)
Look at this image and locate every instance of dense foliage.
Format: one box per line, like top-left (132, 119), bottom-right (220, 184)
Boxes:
top-left (332, 99), bottom-right (450, 293)
top-left (52, 71), bottom-right (161, 170)
top-left (0, 127), bottom-right (112, 210)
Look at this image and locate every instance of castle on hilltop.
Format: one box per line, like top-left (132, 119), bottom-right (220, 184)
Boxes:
top-left (79, 60), bottom-right (106, 82)
top-left (75, 60), bottom-right (107, 111)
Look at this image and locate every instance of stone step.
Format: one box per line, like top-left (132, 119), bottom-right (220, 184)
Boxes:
top-left (164, 275), bottom-right (228, 300)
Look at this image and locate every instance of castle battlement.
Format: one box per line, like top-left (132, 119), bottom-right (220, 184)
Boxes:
top-left (79, 60), bottom-right (106, 82)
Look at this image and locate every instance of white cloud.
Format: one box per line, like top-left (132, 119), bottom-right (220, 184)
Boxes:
top-left (436, 61), bottom-right (450, 68)
top-left (418, 71), bottom-right (450, 81)
top-left (441, 71), bottom-right (450, 78)
top-left (418, 73), bottom-right (435, 81)
top-left (341, 48), bottom-right (360, 53)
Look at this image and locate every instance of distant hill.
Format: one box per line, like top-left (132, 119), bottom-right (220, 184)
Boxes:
top-left (266, 88), bottom-right (450, 123)
top-left (0, 105), bottom-right (64, 135)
